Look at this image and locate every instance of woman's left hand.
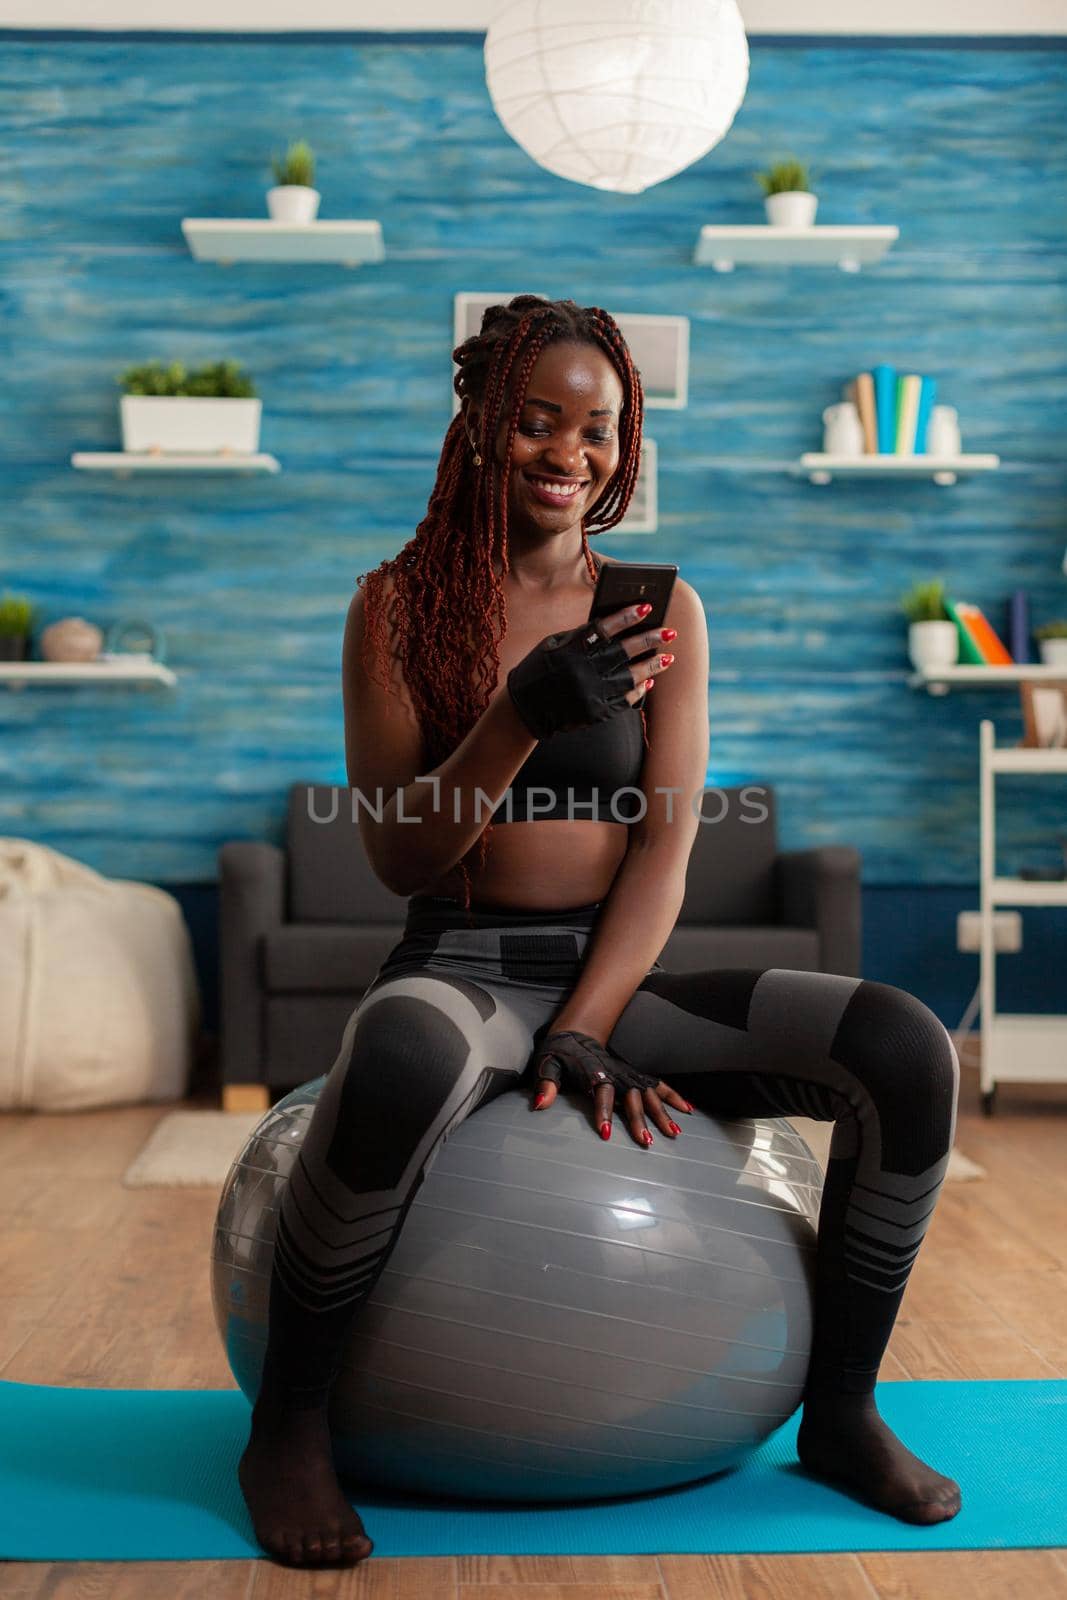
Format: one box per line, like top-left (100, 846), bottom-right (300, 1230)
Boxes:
top-left (529, 1028), bottom-right (693, 1147)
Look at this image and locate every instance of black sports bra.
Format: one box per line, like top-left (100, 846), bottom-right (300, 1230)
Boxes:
top-left (489, 556), bottom-right (649, 825)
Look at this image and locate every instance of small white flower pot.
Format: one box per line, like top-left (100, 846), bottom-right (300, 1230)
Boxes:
top-left (1038, 637), bottom-right (1067, 667)
top-left (120, 396), bottom-right (262, 455)
top-left (908, 620), bottom-right (958, 673)
top-left (765, 190), bottom-right (818, 227)
top-left (266, 186), bottom-right (321, 224)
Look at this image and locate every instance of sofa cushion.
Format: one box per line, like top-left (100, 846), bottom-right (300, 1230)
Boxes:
top-left (287, 784), bottom-right (410, 925)
top-left (678, 785), bottom-right (779, 925)
top-left (263, 924), bottom-right (405, 992)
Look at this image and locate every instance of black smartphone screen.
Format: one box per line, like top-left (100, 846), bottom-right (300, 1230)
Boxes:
top-left (588, 560), bottom-right (678, 657)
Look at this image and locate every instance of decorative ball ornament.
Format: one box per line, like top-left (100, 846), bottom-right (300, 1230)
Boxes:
top-left (483, 0), bottom-right (750, 196)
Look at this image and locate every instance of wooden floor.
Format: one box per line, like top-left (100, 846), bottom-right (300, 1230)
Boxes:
top-left (2, 1050), bottom-right (1066, 1599)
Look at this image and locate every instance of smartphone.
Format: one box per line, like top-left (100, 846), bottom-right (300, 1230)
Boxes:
top-left (588, 560), bottom-right (678, 659)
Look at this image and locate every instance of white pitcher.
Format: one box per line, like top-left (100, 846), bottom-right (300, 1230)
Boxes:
top-left (822, 401), bottom-right (864, 456)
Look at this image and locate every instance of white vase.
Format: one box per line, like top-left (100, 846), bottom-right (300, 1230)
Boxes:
top-left (927, 405), bottom-right (962, 456)
top-left (120, 396), bottom-right (262, 454)
top-left (822, 401), bottom-right (864, 456)
top-left (1039, 637), bottom-right (1067, 667)
top-left (764, 191), bottom-right (818, 227)
top-left (266, 186), bottom-right (321, 223)
top-left (908, 620), bottom-right (958, 672)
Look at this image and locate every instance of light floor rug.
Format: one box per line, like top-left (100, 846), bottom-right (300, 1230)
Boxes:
top-left (122, 1108), bottom-right (986, 1188)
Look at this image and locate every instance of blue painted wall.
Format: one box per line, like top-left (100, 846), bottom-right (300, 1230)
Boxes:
top-left (1, 33), bottom-right (1065, 1022)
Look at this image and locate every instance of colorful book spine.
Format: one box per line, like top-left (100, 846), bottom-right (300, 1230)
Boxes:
top-left (1008, 589), bottom-right (1033, 664)
top-left (942, 596), bottom-right (986, 665)
top-left (895, 374), bottom-right (922, 454)
top-left (957, 603), bottom-right (1014, 664)
top-left (854, 371), bottom-right (878, 453)
top-left (871, 364), bottom-right (897, 453)
top-left (913, 375), bottom-right (937, 454)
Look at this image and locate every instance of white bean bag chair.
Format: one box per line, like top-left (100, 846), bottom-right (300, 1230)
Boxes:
top-left (0, 838), bottom-right (201, 1112)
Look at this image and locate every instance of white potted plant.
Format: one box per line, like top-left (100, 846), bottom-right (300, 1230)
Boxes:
top-left (1035, 620), bottom-right (1067, 667)
top-left (267, 139), bottom-right (320, 224)
top-left (754, 156), bottom-right (818, 227)
top-left (901, 577), bottom-right (958, 672)
top-left (118, 360), bottom-right (261, 454)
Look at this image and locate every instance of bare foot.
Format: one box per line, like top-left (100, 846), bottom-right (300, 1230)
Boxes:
top-left (796, 1392), bottom-right (962, 1525)
top-left (237, 1384), bottom-right (373, 1567)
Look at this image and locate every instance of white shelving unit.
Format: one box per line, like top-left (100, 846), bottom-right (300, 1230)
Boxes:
top-left (0, 655), bottom-right (176, 690)
top-left (694, 224), bottom-right (898, 273)
top-left (978, 717), bottom-right (1067, 1113)
top-left (181, 219), bottom-right (385, 266)
top-left (794, 453), bottom-right (1000, 486)
top-left (910, 663), bottom-right (1067, 696)
top-left (72, 452), bottom-right (280, 475)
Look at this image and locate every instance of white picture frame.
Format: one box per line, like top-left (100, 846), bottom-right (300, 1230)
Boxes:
top-left (451, 293), bottom-right (688, 412)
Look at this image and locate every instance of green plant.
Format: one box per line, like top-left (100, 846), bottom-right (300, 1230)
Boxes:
top-left (117, 360), bottom-right (257, 399)
top-left (0, 591), bottom-right (36, 637)
top-left (271, 139), bottom-right (316, 188)
top-left (900, 577), bottom-right (948, 624)
top-left (753, 156), bottom-right (813, 197)
top-left (1034, 620), bottom-right (1067, 640)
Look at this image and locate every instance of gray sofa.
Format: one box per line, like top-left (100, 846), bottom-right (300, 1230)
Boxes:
top-left (217, 782), bottom-right (861, 1107)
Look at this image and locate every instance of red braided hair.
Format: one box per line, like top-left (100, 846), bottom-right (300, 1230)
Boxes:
top-left (356, 295), bottom-right (647, 914)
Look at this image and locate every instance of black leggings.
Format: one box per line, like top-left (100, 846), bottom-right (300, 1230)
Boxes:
top-left (264, 894), bottom-right (960, 1409)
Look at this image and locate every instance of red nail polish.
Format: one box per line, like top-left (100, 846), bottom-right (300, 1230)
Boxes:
top-left (644, 677), bottom-right (654, 690)
top-left (661, 628), bottom-right (677, 641)
top-left (659, 654), bottom-right (674, 667)
top-left (641, 1129), bottom-right (653, 1146)
top-left (534, 1092), bottom-right (548, 1109)
top-left (683, 1101), bottom-right (695, 1113)
top-left (637, 602), bottom-right (653, 616)
top-left (669, 1120), bottom-right (682, 1135)
top-left (600, 1121), bottom-right (612, 1140)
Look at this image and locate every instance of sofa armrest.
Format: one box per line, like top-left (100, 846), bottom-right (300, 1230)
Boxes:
top-left (218, 841), bottom-right (286, 1086)
top-left (775, 845), bottom-right (862, 977)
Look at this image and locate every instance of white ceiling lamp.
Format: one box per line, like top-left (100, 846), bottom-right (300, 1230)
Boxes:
top-left (484, 0), bottom-right (750, 196)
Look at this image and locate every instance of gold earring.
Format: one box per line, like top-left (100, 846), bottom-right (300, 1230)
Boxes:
top-left (468, 433), bottom-right (483, 467)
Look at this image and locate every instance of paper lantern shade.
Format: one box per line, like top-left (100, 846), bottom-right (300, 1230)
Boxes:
top-left (484, 0), bottom-right (750, 195)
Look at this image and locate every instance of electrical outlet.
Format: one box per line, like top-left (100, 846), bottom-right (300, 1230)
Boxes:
top-left (956, 910), bottom-right (1023, 954)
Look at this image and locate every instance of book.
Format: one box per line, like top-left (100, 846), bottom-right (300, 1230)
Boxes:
top-left (871, 364), bottom-right (896, 453)
top-left (1008, 589), bottom-right (1033, 664)
top-left (913, 375), bottom-right (937, 454)
top-left (942, 596), bottom-right (986, 665)
top-left (854, 371), bottom-right (878, 453)
top-left (956, 603), bottom-right (1014, 664)
top-left (895, 374), bottom-right (922, 454)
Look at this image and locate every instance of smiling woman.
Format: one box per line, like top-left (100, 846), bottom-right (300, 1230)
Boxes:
top-left (347, 295), bottom-right (693, 917)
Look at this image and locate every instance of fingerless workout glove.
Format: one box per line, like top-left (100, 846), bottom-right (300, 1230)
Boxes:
top-left (532, 1029), bottom-right (660, 1098)
top-left (506, 620), bottom-right (636, 740)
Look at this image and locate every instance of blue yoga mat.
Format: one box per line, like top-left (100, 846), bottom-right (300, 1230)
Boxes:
top-left (0, 1378), bottom-right (1063, 1560)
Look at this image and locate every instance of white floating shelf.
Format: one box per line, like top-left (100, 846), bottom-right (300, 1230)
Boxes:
top-left (910, 664), bottom-right (1067, 697)
top-left (795, 453), bottom-right (1000, 486)
top-left (181, 218), bottom-right (385, 266)
top-left (694, 224), bottom-right (898, 273)
top-left (0, 655), bottom-right (176, 689)
top-left (991, 876), bottom-right (1067, 906)
top-left (71, 451), bottom-right (280, 475)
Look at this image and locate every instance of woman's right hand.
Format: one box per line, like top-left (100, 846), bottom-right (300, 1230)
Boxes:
top-left (506, 602), bottom-right (677, 739)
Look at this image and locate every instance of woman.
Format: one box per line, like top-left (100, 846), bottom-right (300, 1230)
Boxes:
top-left (238, 296), bottom-right (962, 1567)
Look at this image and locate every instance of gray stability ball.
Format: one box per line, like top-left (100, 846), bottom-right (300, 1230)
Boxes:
top-left (212, 1076), bottom-right (821, 1502)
